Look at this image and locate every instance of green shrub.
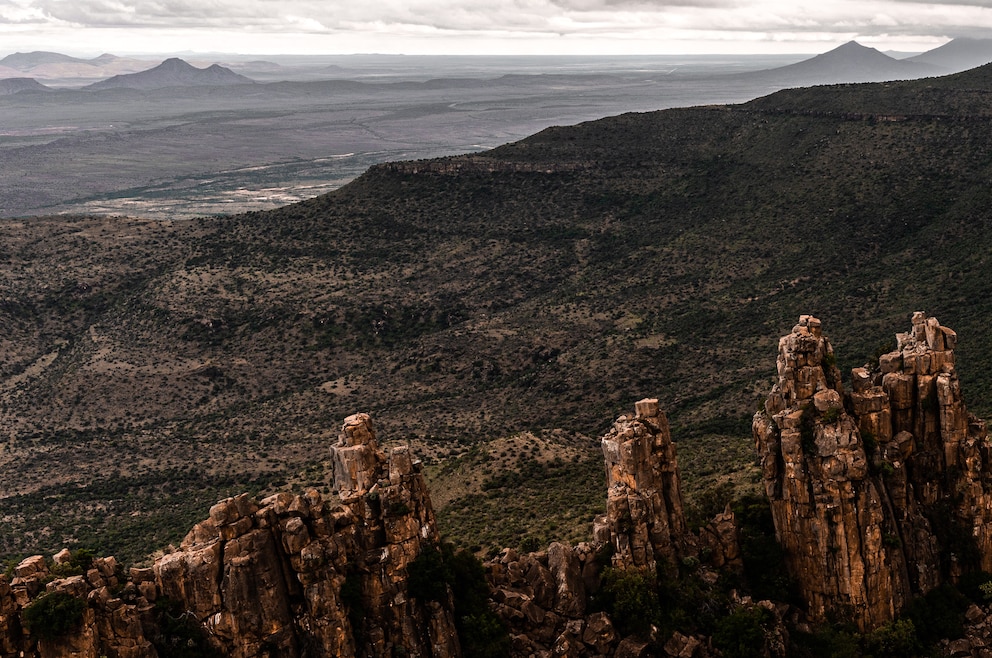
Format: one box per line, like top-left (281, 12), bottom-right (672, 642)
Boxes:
top-left (862, 432), bottom-right (877, 457)
top-left (22, 591), bottom-right (86, 640)
top-left (789, 623), bottom-right (860, 658)
top-left (656, 568), bottom-right (731, 637)
top-left (447, 547), bottom-right (510, 658)
top-left (956, 570), bottom-right (992, 603)
top-left (904, 584), bottom-right (969, 647)
top-left (407, 542), bottom-right (510, 657)
top-left (711, 606), bottom-right (772, 658)
top-left (733, 495), bottom-right (797, 603)
top-left (863, 618), bottom-right (921, 657)
top-left (596, 566), bottom-right (662, 638)
top-left (50, 548), bottom-right (96, 578)
top-left (407, 544), bottom-right (453, 603)
top-left (519, 536), bottom-right (542, 553)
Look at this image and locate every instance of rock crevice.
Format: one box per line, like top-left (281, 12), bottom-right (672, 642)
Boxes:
top-left (754, 313), bottom-right (992, 630)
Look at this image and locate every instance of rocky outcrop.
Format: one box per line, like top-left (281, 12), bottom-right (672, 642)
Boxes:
top-left (486, 399), bottom-right (743, 658)
top-left (754, 313), bottom-right (992, 631)
top-left (485, 543), bottom-right (616, 657)
top-left (0, 553), bottom-right (156, 658)
top-left (596, 398), bottom-right (689, 573)
top-left (950, 602), bottom-right (992, 658)
top-left (0, 412), bottom-right (459, 658)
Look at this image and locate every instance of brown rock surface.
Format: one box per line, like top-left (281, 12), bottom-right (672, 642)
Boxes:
top-left (0, 555), bottom-right (157, 658)
top-left (0, 413), bottom-right (459, 658)
top-left (486, 399), bottom-right (738, 657)
top-left (599, 398), bottom-right (689, 573)
top-left (754, 313), bottom-right (992, 631)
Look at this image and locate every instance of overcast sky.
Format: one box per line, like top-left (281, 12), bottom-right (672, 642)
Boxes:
top-left (2, 0), bottom-right (991, 57)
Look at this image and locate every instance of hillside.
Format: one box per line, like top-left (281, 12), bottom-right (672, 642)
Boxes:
top-left (0, 51), bottom-right (153, 83)
top-left (742, 40), bottom-right (945, 84)
top-left (0, 78), bottom-right (49, 95)
top-left (4, 64), bottom-right (992, 564)
top-left (0, 51), bottom-right (86, 69)
top-left (908, 37), bottom-right (992, 73)
top-left (84, 57), bottom-right (253, 90)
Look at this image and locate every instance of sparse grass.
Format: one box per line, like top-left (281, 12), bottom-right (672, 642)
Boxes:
top-left (5, 70), bottom-right (992, 564)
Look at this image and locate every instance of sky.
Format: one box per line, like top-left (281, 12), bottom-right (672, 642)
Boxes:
top-left (1, 0), bottom-right (992, 57)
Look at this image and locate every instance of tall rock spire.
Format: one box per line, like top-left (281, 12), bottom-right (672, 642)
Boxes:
top-left (599, 398), bottom-right (689, 573)
top-left (754, 313), bottom-right (992, 631)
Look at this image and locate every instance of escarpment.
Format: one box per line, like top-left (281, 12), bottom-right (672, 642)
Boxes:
top-left (753, 312), bottom-right (992, 631)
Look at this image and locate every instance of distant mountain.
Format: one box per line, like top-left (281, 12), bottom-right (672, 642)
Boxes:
top-left (745, 41), bottom-right (945, 86)
top-left (0, 77), bottom-right (50, 95)
top-left (85, 57), bottom-right (254, 90)
top-left (225, 60), bottom-right (284, 72)
top-left (908, 37), bottom-right (992, 73)
top-left (90, 53), bottom-right (123, 66)
top-left (0, 51), bottom-right (88, 71)
top-left (0, 51), bottom-right (156, 82)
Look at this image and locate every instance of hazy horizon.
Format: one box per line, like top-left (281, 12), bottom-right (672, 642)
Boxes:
top-left (4, 0), bottom-right (991, 58)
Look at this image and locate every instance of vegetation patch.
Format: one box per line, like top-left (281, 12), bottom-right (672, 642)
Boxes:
top-left (407, 542), bottom-right (511, 657)
top-left (22, 591), bottom-right (86, 640)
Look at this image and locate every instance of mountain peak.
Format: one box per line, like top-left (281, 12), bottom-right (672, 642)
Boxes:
top-left (84, 57), bottom-right (254, 91)
top-left (159, 57), bottom-right (193, 67)
top-left (833, 40), bottom-right (875, 52)
top-left (815, 40), bottom-right (891, 62)
top-left (753, 39), bottom-right (943, 84)
top-left (908, 37), bottom-right (992, 73)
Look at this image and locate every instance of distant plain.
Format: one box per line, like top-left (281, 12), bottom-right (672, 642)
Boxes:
top-left (0, 54), bottom-right (802, 219)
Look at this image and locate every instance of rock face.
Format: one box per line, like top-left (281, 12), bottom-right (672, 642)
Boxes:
top-left (485, 542), bottom-right (617, 657)
top-left (754, 313), bottom-right (992, 631)
top-left (486, 399), bottom-right (741, 657)
top-left (0, 413), bottom-right (459, 658)
top-left (597, 398), bottom-right (689, 573)
top-left (0, 554), bottom-right (156, 658)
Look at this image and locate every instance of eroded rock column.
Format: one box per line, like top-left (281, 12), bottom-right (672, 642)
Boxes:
top-left (152, 412), bottom-right (460, 658)
top-left (753, 316), bottom-right (912, 630)
top-left (599, 398), bottom-right (688, 573)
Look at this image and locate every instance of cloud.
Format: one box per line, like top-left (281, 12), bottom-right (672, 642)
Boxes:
top-left (3, 0), bottom-right (992, 53)
top-left (0, 0), bottom-right (52, 24)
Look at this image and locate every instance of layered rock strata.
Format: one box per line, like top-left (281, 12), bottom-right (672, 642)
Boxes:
top-left (754, 313), bottom-right (992, 631)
